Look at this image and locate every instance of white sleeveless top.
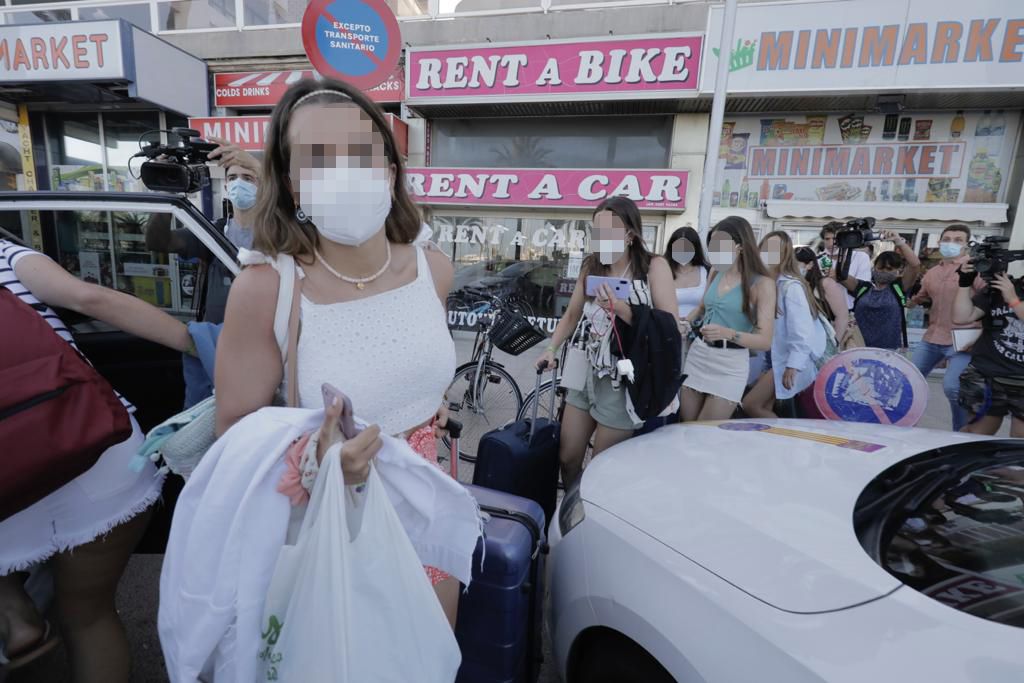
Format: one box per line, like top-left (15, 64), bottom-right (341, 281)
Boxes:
top-left (295, 246), bottom-right (455, 436)
top-left (675, 266), bottom-right (707, 320)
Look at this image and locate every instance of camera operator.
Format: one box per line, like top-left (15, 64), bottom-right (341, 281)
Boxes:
top-left (953, 262), bottom-right (1024, 438)
top-left (907, 225), bottom-right (983, 431)
top-left (819, 222), bottom-right (871, 309)
top-left (145, 137), bottom-right (260, 324)
top-left (839, 230), bottom-right (920, 350)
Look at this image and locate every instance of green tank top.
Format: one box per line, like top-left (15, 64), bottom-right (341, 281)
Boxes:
top-left (703, 271), bottom-right (754, 333)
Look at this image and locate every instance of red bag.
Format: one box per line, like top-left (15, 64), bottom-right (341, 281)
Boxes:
top-left (0, 286), bottom-right (132, 522)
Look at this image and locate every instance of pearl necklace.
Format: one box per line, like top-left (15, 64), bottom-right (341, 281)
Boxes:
top-left (316, 241), bottom-right (392, 290)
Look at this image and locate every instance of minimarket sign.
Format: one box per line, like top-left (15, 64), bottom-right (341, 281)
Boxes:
top-left (703, 0), bottom-right (1024, 93)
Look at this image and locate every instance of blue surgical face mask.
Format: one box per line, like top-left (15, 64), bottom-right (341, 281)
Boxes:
top-left (939, 242), bottom-right (963, 259)
top-left (226, 178), bottom-right (258, 211)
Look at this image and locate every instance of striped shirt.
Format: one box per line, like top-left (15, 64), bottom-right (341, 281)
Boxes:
top-left (1, 240), bottom-right (135, 412)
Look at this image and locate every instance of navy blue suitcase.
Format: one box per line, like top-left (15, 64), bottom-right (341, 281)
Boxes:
top-left (456, 485), bottom-right (547, 683)
top-left (472, 367), bottom-right (560, 527)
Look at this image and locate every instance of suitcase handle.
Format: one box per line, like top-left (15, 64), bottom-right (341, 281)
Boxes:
top-left (530, 363), bottom-right (559, 443)
top-left (444, 418), bottom-right (462, 479)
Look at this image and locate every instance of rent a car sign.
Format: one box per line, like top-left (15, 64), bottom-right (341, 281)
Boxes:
top-left (0, 21), bottom-right (125, 82)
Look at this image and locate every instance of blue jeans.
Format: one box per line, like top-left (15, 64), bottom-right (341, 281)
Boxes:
top-left (912, 341), bottom-right (972, 431)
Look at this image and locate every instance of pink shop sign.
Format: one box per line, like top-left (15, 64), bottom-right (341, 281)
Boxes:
top-left (406, 34), bottom-right (703, 103)
top-left (405, 168), bottom-right (689, 211)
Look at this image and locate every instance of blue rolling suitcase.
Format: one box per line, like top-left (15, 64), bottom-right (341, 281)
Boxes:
top-left (456, 485), bottom-right (547, 683)
top-left (472, 365), bottom-right (560, 527)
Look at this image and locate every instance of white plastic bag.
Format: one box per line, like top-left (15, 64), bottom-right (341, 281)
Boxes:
top-left (258, 446), bottom-right (461, 682)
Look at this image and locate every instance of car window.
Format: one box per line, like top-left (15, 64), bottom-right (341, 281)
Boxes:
top-left (855, 442), bottom-right (1024, 628)
top-left (0, 205), bottom-right (233, 329)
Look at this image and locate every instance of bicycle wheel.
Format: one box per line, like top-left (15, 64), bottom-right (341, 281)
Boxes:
top-left (517, 379), bottom-right (558, 422)
top-left (443, 361), bottom-right (523, 465)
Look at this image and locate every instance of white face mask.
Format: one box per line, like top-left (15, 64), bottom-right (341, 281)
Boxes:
top-left (708, 249), bottom-right (735, 267)
top-left (798, 265), bottom-right (809, 277)
top-left (595, 238), bottom-right (625, 266)
top-left (299, 161), bottom-right (392, 247)
top-left (672, 248), bottom-right (694, 266)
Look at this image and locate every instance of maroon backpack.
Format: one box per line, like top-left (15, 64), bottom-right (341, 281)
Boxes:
top-left (0, 286), bottom-right (132, 521)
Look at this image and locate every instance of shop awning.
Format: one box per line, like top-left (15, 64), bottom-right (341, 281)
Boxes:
top-left (0, 20), bottom-right (208, 117)
top-left (765, 200), bottom-right (1009, 225)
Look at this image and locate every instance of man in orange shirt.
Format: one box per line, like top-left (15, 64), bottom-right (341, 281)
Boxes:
top-left (908, 224), bottom-right (981, 431)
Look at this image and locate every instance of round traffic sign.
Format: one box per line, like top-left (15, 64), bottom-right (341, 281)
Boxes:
top-left (813, 348), bottom-right (929, 426)
top-left (301, 0), bottom-right (402, 91)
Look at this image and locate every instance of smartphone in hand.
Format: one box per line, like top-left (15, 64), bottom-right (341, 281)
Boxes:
top-left (321, 383), bottom-right (361, 440)
top-left (585, 275), bottom-right (632, 300)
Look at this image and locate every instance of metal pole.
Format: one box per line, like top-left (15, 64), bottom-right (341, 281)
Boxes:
top-left (698, 0), bottom-right (739, 235)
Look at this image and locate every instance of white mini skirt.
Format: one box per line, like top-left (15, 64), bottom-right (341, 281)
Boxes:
top-left (682, 337), bottom-right (750, 403)
top-left (0, 417), bottom-right (165, 574)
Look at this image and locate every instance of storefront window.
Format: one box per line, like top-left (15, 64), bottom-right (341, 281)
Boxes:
top-left (79, 4), bottom-right (152, 29)
top-left (47, 114), bottom-right (104, 192)
top-left (431, 117), bottom-right (672, 169)
top-left (242, 0), bottom-right (302, 25)
top-left (437, 214), bottom-right (588, 331)
top-left (3, 9), bottom-right (71, 23)
top-left (438, 0), bottom-right (536, 12)
top-left (0, 119), bottom-right (20, 192)
top-left (103, 112), bottom-right (161, 193)
top-left (437, 212), bottom-right (663, 331)
top-left (158, 0), bottom-right (235, 30)
top-left (388, 0), bottom-right (430, 17)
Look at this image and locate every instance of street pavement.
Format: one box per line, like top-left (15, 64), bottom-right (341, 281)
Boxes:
top-left (8, 336), bottom-right (1009, 682)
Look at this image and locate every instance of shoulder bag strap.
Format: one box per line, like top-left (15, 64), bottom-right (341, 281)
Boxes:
top-left (286, 269), bottom-right (302, 408)
top-left (272, 254), bottom-right (302, 408)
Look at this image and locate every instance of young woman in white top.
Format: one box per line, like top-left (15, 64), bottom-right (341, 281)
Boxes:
top-left (743, 231), bottom-right (825, 418)
top-left (0, 240), bottom-right (190, 680)
top-left (665, 227), bottom-right (710, 321)
top-left (214, 79), bottom-right (463, 625)
top-left (535, 196), bottom-right (677, 488)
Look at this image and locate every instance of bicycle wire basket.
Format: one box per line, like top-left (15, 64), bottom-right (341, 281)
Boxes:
top-left (488, 308), bottom-right (547, 356)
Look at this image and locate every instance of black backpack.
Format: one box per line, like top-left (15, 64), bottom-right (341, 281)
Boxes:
top-left (854, 281), bottom-right (908, 347)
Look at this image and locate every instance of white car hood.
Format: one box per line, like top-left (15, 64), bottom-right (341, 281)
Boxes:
top-left (581, 419), bottom-right (995, 613)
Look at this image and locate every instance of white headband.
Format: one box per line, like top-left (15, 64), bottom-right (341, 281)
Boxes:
top-left (291, 89), bottom-right (353, 110)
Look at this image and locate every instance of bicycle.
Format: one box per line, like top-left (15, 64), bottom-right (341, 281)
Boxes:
top-left (447, 286), bottom-right (535, 322)
top-left (442, 290), bottom-right (546, 466)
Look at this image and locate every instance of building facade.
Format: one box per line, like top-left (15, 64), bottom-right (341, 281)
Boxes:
top-left (1, 0), bottom-right (1022, 334)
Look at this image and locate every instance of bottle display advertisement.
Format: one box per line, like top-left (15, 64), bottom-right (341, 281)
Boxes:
top-left (715, 110), bottom-right (1017, 208)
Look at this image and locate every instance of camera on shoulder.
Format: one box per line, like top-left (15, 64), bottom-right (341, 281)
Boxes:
top-left (969, 236), bottom-right (1024, 282)
top-left (835, 217), bottom-right (877, 250)
top-left (131, 128), bottom-right (218, 194)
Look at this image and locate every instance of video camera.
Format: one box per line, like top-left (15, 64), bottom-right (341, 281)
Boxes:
top-left (834, 217), bottom-right (878, 250)
top-left (132, 128), bottom-right (218, 194)
top-left (828, 217), bottom-right (878, 281)
top-left (969, 236), bottom-right (1024, 281)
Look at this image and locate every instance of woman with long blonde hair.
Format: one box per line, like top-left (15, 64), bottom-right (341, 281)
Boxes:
top-left (742, 231), bottom-right (825, 418)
